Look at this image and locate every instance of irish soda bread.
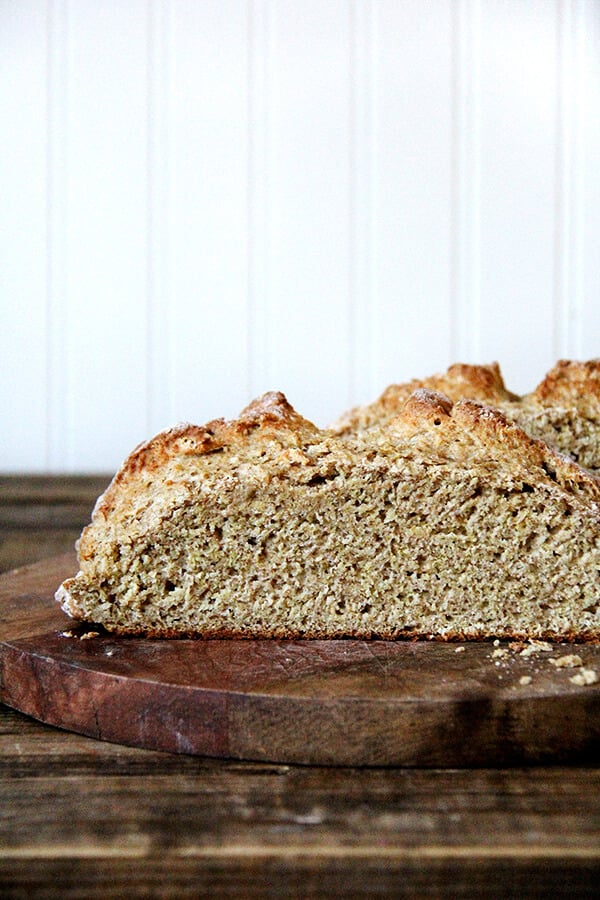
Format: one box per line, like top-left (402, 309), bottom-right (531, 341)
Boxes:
top-left (333, 360), bottom-right (600, 472)
top-left (56, 390), bottom-right (600, 641)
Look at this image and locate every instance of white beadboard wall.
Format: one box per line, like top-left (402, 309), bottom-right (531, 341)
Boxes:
top-left (1, 0), bottom-right (599, 473)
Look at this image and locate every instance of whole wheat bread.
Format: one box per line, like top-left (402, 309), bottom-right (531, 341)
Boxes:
top-left (56, 389), bottom-right (600, 641)
top-left (333, 360), bottom-right (600, 473)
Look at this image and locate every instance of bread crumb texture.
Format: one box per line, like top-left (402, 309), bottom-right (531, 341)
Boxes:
top-left (55, 367), bottom-right (600, 641)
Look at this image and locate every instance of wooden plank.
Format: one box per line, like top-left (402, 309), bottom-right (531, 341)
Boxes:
top-left (0, 532), bottom-right (80, 575)
top-left (0, 708), bottom-right (598, 897)
top-left (1, 855), bottom-right (597, 899)
top-left (0, 476), bottom-right (109, 573)
top-left (1, 706), bottom-right (599, 833)
top-left (0, 475), bottom-right (110, 505)
top-left (2, 752), bottom-right (600, 845)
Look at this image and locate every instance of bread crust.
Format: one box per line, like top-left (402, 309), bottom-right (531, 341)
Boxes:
top-left (389, 389), bottom-right (600, 498)
top-left (94, 391), bottom-right (318, 522)
top-left (333, 359), bottom-right (600, 475)
top-left (88, 386), bottom-right (600, 533)
top-left (332, 362), bottom-right (518, 434)
top-left (57, 624), bottom-right (598, 642)
top-left (530, 359), bottom-right (600, 407)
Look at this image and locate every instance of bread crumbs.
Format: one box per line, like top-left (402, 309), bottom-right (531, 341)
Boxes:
top-left (549, 654), bottom-right (583, 668)
top-left (569, 668), bottom-right (598, 687)
top-left (519, 640), bottom-right (553, 657)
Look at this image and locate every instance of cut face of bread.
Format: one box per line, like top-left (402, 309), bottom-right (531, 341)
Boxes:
top-left (506, 360), bottom-right (600, 472)
top-left (332, 360), bottom-right (600, 473)
top-left (56, 390), bottom-right (600, 641)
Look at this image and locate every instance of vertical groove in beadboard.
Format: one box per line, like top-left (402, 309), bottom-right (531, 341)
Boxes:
top-left (247, 0), bottom-right (271, 399)
top-left (554, 0), bottom-right (570, 358)
top-left (349, 0), bottom-right (377, 405)
top-left (370, 0), bottom-right (380, 397)
top-left (146, 0), bottom-right (172, 434)
top-left (451, 0), bottom-right (481, 364)
top-left (554, 0), bottom-right (585, 360)
top-left (46, 0), bottom-right (68, 471)
top-left (571, 0), bottom-right (585, 358)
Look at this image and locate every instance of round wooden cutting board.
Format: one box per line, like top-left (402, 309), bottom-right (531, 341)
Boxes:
top-left (1, 554), bottom-right (598, 766)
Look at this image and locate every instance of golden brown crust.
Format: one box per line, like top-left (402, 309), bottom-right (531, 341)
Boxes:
top-left (386, 389), bottom-right (600, 499)
top-left (398, 388), bottom-right (454, 426)
top-left (382, 361), bottom-right (518, 406)
top-left (335, 359), bottom-right (600, 435)
top-left (419, 361), bottom-right (518, 402)
top-left (531, 359), bottom-right (600, 406)
top-left (97, 385), bottom-right (600, 520)
top-left (79, 384), bottom-right (600, 553)
top-left (333, 362), bottom-right (518, 434)
top-left (93, 392), bottom-right (318, 523)
top-left (334, 359), bottom-right (600, 478)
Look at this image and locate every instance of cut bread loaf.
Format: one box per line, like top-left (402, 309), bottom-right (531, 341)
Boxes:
top-left (333, 360), bottom-right (600, 473)
top-left (56, 389), bottom-right (600, 641)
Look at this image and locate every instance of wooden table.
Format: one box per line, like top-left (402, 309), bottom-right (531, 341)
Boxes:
top-left (1, 477), bottom-right (599, 897)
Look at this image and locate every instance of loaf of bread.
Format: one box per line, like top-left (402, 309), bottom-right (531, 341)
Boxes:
top-left (56, 389), bottom-right (600, 641)
top-left (333, 359), bottom-right (600, 472)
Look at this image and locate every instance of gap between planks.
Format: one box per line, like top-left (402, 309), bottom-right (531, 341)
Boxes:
top-left (2, 844), bottom-right (598, 861)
